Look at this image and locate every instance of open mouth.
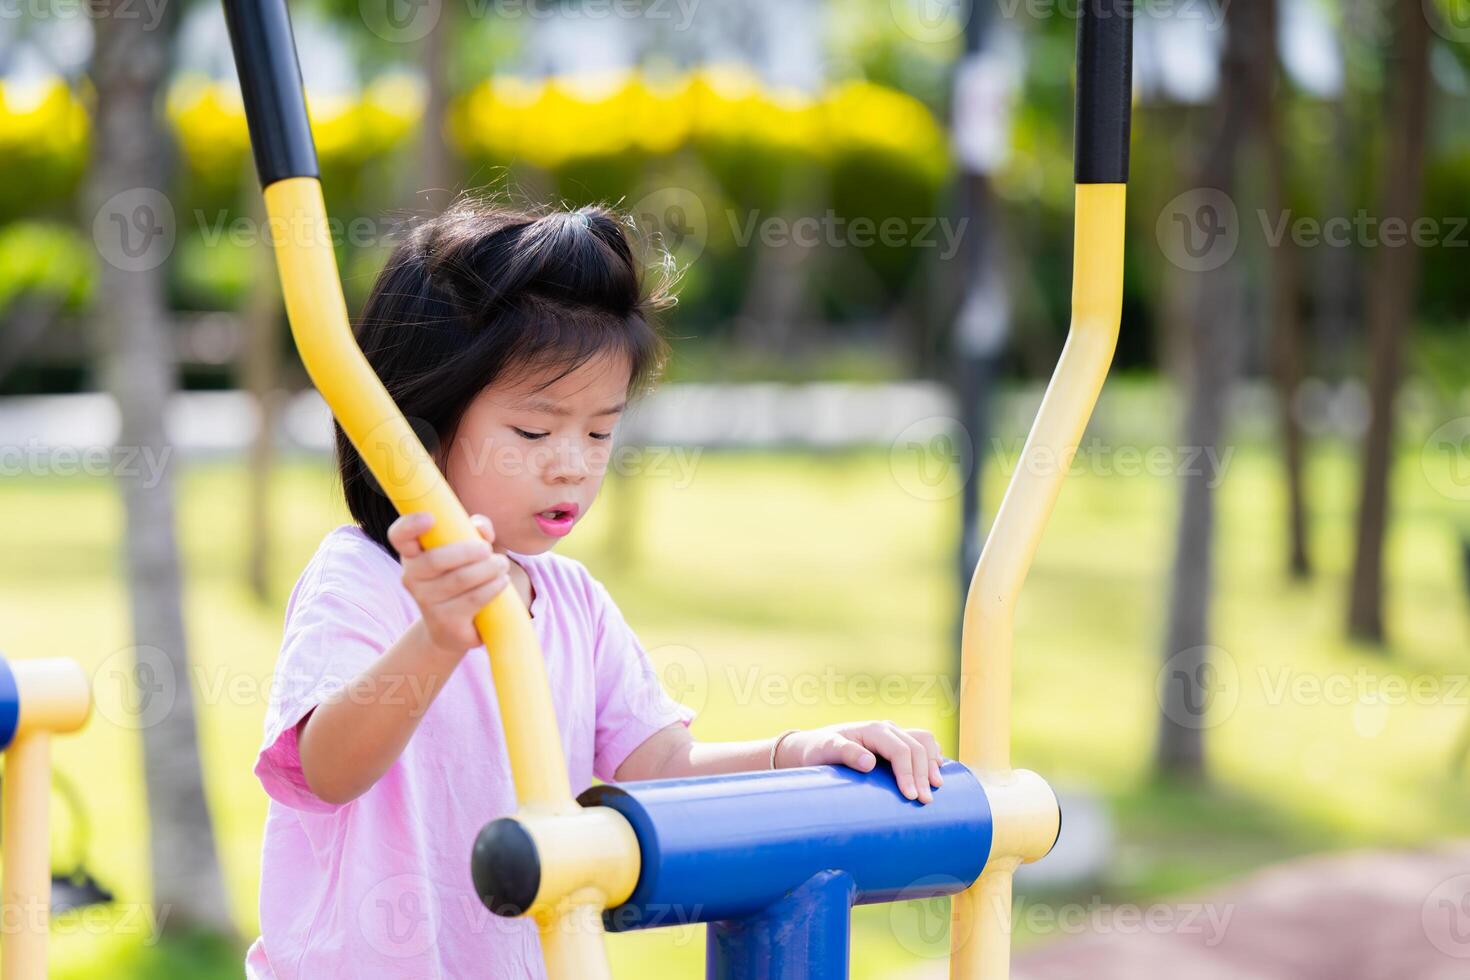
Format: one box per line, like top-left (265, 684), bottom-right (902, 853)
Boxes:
top-left (534, 503), bottom-right (580, 536)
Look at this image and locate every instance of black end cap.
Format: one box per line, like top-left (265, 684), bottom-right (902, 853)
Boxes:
top-left (471, 818), bottom-right (540, 917)
top-left (1048, 796), bottom-right (1063, 859)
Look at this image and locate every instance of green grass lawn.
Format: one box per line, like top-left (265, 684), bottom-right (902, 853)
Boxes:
top-left (2, 405), bottom-right (1468, 977)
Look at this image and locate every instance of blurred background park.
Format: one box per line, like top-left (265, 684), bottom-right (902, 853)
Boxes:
top-left (2, 0), bottom-right (1470, 975)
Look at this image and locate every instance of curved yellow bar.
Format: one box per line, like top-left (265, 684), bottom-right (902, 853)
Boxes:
top-left (950, 183), bottom-right (1126, 979)
top-left (260, 177), bottom-right (635, 976)
top-left (262, 177), bottom-right (571, 809)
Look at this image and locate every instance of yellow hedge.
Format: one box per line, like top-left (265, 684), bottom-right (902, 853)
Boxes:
top-left (451, 67), bottom-right (948, 183)
top-left (1, 69), bottom-right (948, 199)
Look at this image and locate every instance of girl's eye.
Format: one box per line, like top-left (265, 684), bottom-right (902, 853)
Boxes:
top-left (590, 432), bottom-right (612, 441)
top-left (511, 427), bottom-right (548, 441)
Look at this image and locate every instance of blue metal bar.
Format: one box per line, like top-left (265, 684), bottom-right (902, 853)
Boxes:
top-left (582, 759), bottom-right (991, 932)
top-left (707, 869), bottom-right (856, 980)
top-left (0, 657), bottom-right (18, 751)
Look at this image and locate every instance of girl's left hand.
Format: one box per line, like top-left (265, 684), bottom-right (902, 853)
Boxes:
top-left (775, 721), bottom-right (946, 804)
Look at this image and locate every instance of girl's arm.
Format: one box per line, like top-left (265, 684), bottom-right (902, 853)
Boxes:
top-left (615, 720), bottom-right (946, 805)
top-left (298, 512), bottom-right (510, 805)
top-left (296, 619), bottom-right (466, 805)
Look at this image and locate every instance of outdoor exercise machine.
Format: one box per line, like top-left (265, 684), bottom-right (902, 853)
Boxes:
top-left (0, 656), bottom-right (92, 980)
top-left (223, 0), bottom-right (1131, 974)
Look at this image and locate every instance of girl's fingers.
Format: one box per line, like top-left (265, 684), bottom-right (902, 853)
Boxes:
top-left (430, 539), bottom-right (494, 574)
top-left (860, 727), bottom-right (918, 801)
top-left (892, 726), bottom-right (932, 803)
top-left (909, 729), bottom-right (945, 787)
top-left (418, 564), bottom-right (477, 603)
top-left (835, 736), bottom-right (876, 772)
top-left (388, 512), bottom-right (433, 559)
top-left (471, 514), bottom-right (496, 545)
top-left (456, 575), bottom-right (510, 614)
top-left (407, 538), bottom-right (493, 580)
top-left (416, 554), bottom-right (507, 604)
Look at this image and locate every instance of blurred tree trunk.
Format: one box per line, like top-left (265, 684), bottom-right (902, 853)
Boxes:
top-left (1346, 0), bottom-right (1432, 644)
top-left (733, 181), bottom-right (821, 359)
top-left (242, 187), bottom-right (282, 602)
top-left (1153, 104), bottom-right (1203, 383)
top-left (1155, 0), bottom-right (1267, 781)
top-left (86, 3), bottom-right (234, 936)
top-left (0, 295), bottom-right (62, 387)
top-left (1315, 4), bottom-right (1366, 382)
top-left (417, 7), bottom-right (459, 204)
top-left (1260, 0), bottom-right (1312, 579)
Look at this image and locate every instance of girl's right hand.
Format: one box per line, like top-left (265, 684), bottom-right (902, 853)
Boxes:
top-left (388, 512), bottom-right (511, 657)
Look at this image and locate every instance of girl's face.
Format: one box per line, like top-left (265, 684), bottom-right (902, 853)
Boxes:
top-left (444, 352), bottom-right (630, 555)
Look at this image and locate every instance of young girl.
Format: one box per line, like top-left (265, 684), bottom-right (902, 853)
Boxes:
top-left (246, 202), bottom-right (946, 978)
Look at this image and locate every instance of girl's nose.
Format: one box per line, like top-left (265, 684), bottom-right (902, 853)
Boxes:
top-left (543, 439), bottom-right (590, 482)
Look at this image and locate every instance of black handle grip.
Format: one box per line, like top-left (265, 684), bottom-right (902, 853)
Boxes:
top-left (222, 0), bottom-right (319, 186)
top-left (1074, 0), bottom-right (1134, 184)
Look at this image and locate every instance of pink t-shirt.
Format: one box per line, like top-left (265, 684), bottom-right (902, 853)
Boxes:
top-left (245, 524), bottom-right (695, 979)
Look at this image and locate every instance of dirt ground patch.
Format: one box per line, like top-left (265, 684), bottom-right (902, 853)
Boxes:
top-left (1015, 844), bottom-right (1470, 979)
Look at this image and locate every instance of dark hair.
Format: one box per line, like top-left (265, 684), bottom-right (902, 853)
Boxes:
top-left (334, 200), bottom-right (673, 556)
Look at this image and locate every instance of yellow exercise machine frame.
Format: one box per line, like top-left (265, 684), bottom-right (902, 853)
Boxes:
top-left (225, 0), bottom-right (1131, 974)
top-left (950, 183), bottom-right (1126, 976)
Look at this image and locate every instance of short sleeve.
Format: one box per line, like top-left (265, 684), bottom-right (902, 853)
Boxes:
top-left (589, 579), bottom-right (696, 782)
top-left (255, 586), bottom-right (400, 813)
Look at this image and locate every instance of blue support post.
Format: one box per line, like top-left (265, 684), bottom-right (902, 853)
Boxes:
top-left (707, 870), bottom-right (857, 980)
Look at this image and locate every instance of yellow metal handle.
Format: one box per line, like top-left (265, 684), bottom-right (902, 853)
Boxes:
top-left (2, 733), bottom-right (52, 980)
top-left (950, 183), bottom-right (1127, 978)
top-left (1, 657), bottom-right (92, 980)
top-left (262, 177), bottom-right (573, 810)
